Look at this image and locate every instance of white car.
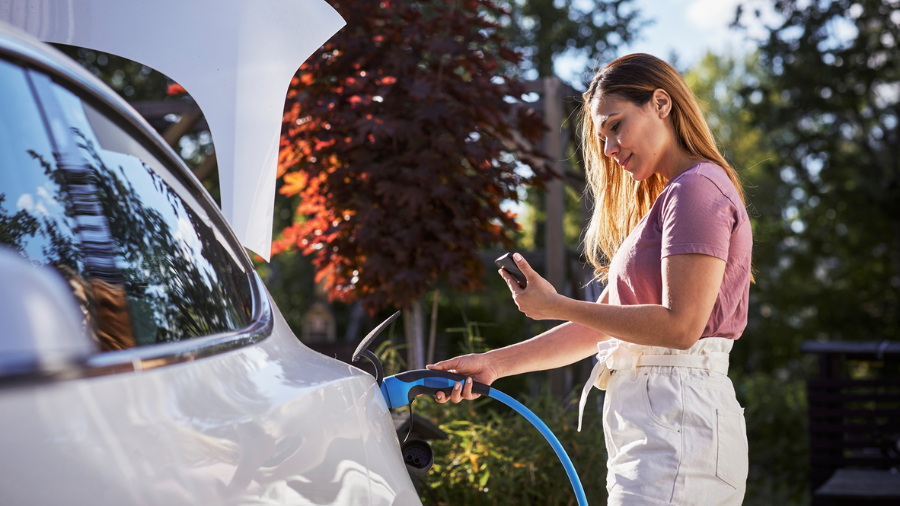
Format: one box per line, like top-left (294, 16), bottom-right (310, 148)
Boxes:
top-left (0, 21), bottom-right (419, 506)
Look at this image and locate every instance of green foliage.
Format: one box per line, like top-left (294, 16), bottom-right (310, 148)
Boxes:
top-left (735, 0), bottom-right (900, 362)
top-left (376, 338), bottom-right (408, 377)
top-left (416, 388), bottom-right (608, 505)
top-left (446, 310), bottom-right (494, 355)
top-left (255, 250), bottom-right (317, 335)
top-left (499, 0), bottom-right (645, 79)
top-left (682, 52), bottom-right (776, 177)
top-left (735, 373), bottom-right (810, 505)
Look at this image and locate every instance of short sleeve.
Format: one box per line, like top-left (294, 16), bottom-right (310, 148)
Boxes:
top-left (660, 173), bottom-right (738, 261)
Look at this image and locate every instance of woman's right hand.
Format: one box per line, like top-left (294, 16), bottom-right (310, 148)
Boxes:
top-left (426, 353), bottom-right (501, 403)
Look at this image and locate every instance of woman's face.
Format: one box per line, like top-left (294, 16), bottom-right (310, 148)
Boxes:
top-left (591, 91), bottom-right (673, 181)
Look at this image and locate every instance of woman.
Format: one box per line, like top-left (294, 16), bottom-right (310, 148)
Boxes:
top-left (428, 53), bottom-right (752, 505)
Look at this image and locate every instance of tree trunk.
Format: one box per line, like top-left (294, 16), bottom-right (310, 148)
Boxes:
top-left (403, 300), bottom-right (426, 371)
top-left (543, 76), bottom-right (568, 400)
top-left (427, 289), bottom-right (440, 365)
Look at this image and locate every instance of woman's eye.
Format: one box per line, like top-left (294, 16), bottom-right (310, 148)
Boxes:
top-left (611, 122), bottom-right (620, 132)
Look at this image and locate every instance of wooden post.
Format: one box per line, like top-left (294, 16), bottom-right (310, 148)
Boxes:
top-left (543, 76), bottom-right (567, 399)
top-left (404, 300), bottom-right (426, 370)
top-left (543, 77), bottom-right (566, 293)
top-left (427, 289), bottom-right (439, 365)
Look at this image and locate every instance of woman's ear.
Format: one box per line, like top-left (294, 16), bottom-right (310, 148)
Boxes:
top-left (652, 89), bottom-right (672, 119)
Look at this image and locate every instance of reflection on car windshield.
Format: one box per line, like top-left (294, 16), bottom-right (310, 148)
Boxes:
top-left (50, 83), bottom-right (253, 347)
top-left (0, 59), bottom-right (96, 338)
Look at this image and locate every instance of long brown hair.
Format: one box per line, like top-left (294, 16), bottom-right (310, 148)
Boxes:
top-left (580, 53), bottom-right (748, 282)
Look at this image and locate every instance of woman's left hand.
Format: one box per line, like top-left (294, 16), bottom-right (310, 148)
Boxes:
top-left (499, 253), bottom-right (562, 320)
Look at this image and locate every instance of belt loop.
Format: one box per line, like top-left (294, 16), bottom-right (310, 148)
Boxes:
top-left (702, 350), bottom-right (712, 377)
top-left (630, 351), bottom-right (642, 381)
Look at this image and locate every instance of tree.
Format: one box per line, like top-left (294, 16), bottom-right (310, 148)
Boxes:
top-left (733, 0), bottom-right (900, 365)
top-left (499, 0), bottom-right (644, 79)
top-left (274, 0), bottom-right (552, 366)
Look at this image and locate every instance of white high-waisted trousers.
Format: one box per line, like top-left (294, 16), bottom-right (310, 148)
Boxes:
top-left (578, 338), bottom-right (748, 506)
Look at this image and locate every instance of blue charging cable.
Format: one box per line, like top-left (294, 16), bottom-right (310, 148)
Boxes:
top-left (380, 370), bottom-right (589, 506)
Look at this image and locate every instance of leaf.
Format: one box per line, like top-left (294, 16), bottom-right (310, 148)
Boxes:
top-left (280, 171), bottom-right (308, 196)
top-left (478, 468), bottom-right (490, 488)
top-left (166, 83), bottom-right (186, 95)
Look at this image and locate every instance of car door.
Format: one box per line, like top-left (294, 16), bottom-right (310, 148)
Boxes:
top-left (0, 40), bottom-right (418, 506)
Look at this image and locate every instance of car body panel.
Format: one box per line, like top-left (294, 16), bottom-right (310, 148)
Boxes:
top-left (0, 292), bottom-right (419, 505)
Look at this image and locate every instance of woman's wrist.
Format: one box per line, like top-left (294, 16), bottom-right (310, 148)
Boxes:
top-left (550, 293), bottom-right (578, 322)
top-left (482, 348), bottom-right (508, 381)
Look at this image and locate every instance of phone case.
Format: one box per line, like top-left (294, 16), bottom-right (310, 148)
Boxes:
top-left (494, 253), bottom-right (527, 289)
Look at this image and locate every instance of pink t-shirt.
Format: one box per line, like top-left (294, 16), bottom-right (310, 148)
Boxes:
top-left (607, 162), bottom-right (752, 340)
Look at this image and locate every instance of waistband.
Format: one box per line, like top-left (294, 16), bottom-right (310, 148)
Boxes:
top-left (576, 338), bottom-right (732, 432)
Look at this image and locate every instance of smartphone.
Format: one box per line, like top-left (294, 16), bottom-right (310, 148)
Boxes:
top-left (494, 253), bottom-right (527, 289)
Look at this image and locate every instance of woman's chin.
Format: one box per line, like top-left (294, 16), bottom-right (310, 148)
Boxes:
top-left (624, 167), bottom-right (649, 181)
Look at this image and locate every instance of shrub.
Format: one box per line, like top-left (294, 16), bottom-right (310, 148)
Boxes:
top-left (735, 373), bottom-right (810, 505)
top-left (415, 388), bottom-right (608, 505)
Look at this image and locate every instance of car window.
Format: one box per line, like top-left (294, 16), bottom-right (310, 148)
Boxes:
top-left (45, 82), bottom-right (254, 347)
top-left (0, 59), bottom-right (98, 339)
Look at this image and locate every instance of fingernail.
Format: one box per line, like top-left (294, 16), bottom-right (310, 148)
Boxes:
top-left (466, 377), bottom-right (472, 385)
top-left (436, 392), bottom-right (442, 399)
top-left (454, 382), bottom-right (461, 390)
top-left (514, 253), bottom-right (522, 261)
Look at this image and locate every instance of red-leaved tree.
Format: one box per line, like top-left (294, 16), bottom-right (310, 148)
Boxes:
top-left (275, 0), bottom-right (551, 358)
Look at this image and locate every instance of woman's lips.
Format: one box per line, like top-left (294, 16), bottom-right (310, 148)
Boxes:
top-left (620, 154), bottom-right (633, 170)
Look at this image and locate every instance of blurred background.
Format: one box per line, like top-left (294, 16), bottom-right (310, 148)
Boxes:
top-left (55, 0), bottom-right (900, 504)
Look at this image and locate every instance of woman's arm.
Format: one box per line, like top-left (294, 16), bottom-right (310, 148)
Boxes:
top-left (486, 320), bottom-right (609, 378)
top-left (503, 252), bottom-right (725, 350)
top-left (427, 287), bottom-right (610, 403)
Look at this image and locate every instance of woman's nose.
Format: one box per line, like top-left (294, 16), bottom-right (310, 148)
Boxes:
top-left (603, 138), bottom-right (619, 158)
